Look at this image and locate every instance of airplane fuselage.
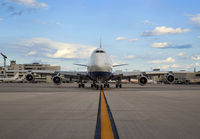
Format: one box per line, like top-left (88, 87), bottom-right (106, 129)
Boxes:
top-left (87, 48), bottom-right (113, 83)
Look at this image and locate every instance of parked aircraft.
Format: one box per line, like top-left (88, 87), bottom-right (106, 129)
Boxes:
top-left (0, 73), bottom-right (25, 83)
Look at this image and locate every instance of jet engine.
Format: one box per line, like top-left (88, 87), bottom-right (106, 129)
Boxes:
top-left (26, 73), bottom-right (34, 82)
top-left (166, 72), bottom-right (175, 83)
top-left (138, 74), bottom-right (148, 86)
top-left (52, 75), bottom-right (62, 85)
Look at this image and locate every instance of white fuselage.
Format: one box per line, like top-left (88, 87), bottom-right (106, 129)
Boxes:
top-left (87, 48), bottom-right (113, 82)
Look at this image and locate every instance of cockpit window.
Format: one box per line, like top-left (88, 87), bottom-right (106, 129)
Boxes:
top-left (96, 50), bottom-right (105, 53)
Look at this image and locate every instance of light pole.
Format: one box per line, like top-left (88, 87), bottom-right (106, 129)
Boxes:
top-left (1, 53), bottom-right (7, 77)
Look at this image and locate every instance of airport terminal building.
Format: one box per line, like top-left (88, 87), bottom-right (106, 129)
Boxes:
top-left (0, 60), bottom-right (60, 82)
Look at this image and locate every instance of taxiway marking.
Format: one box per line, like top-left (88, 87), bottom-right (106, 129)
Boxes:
top-left (100, 90), bottom-right (115, 139)
top-left (95, 90), bottom-right (119, 139)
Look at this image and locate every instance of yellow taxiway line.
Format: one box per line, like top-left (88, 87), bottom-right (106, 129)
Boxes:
top-left (100, 90), bottom-right (115, 139)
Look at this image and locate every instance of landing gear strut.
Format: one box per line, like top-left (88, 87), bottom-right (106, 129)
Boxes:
top-left (94, 84), bottom-right (104, 90)
top-left (96, 85), bottom-right (99, 90)
top-left (78, 83), bottom-right (85, 88)
top-left (104, 83), bottom-right (110, 88)
top-left (91, 81), bottom-right (96, 88)
top-left (116, 84), bottom-right (122, 88)
top-left (116, 77), bottom-right (122, 88)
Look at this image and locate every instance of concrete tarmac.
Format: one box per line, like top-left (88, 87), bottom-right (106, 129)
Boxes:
top-left (0, 83), bottom-right (200, 139)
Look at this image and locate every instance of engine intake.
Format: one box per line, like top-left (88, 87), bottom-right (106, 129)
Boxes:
top-left (138, 75), bottom-right (148, 86)
top-left (26, 73), bottom-right (34, 82)
top-left (166, 73), bottom-right (175, 83)
top-left (53, 75), bottom-right (62, 85)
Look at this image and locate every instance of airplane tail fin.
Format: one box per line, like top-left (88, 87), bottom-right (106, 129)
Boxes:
top-left (100, 38), bottom-right (102, 48)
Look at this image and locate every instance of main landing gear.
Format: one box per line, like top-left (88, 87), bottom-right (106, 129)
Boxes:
top-left (78, 83), bottom-right (85, 88)
top-left (115, 84), bottom-right (122, 88)
top-left (116, 77), bottom-right (122, 88)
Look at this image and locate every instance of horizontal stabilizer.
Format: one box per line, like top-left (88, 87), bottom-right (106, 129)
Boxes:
top-left (112, 64), bottom-right (128, 67)
top-left (73, 64), bottom-right (88, 67)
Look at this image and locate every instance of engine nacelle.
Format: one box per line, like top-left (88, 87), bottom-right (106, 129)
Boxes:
top-left (26, 73), bottom-right (34, 82)
top-left (166, 73), bottom-right (175, 83)
top-left (52, 75), bottom-right (62, 85)
top-left (138, 75), bottom-right (148, 86)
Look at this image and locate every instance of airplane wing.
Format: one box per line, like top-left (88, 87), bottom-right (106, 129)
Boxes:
top-left (112, 71), bottom-right (176, 85)
top-left (5, 69), bottom-right (88, 85)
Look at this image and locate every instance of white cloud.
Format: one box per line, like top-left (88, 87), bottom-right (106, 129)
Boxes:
top-left (143, 20), bottom-right (157, 25)
top-left (160, 65), bottom-right (170, 70)
top-left (177, 52), bottom-right (184, 56)
top-left (190, 14), bottom-right (200, 26)
top-left (116, 37), bottom-right (127, 41)
top-left (129, 38), bottom-right (139, 42)
top-left (6, 0), bottom-right (48, 9)
top-left (152, 42), bottom-right (171, 48)
top-left (194, 63), bottom-right (200, 67)
top-left (197, 36), bottom-right (200, 39)
top-left (191, 55), bottom-right (200, 60)
top-left (0, 18), bottom-right (4, 21)
top-left (142, 26), bottom-right (190, 36)
top-left (124, 55), bottom-right (136, 59)
top-left (171, 64), bottom-right (180, 68)
top-left (27, 51), bottom-right (37, 56)
top-left (156, 64), bottom-right (181, 70)
top-left (186, 63), bottom-right (200, 69)
top-left (15, 38), bottom-right (96, 59)
top-left (148, 57), bottom-right (176, 64)
top-left (56, 22), bottom-right (62, 25)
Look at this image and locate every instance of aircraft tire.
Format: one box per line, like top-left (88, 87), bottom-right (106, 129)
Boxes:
top-left (101, 85), bottom-right (103, 90)
top-left (96, 85), bottom-right (99, 90)
top-left (82, 84), bottom-right (85, 88)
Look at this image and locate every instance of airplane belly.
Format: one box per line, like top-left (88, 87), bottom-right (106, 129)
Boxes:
top-left (88, 65), bottom-right (112, 82)
top-left (88, 71), bottom-right (112, 82)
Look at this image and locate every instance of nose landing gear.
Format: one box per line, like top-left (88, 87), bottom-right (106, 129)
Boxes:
top-left (91, 83), bottom-right (110, 90)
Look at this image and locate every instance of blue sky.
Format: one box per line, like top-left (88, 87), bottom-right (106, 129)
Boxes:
top-left (0, 0), bottom-right (200, 71)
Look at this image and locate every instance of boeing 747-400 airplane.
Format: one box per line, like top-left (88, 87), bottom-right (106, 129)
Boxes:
top-left (23, 43), bottom-right (175, 90)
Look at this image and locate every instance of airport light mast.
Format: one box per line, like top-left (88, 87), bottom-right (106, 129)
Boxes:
top-left (1, 53), bottom-right (7, 77)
